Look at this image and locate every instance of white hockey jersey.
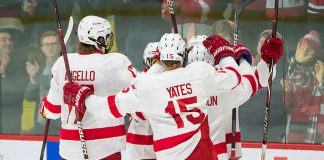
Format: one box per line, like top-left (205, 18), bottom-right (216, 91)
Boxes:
top-left (42, 51), bottom-right (137, 160)
top-left (85, 58), bottom-right (245, 160)
top-left (125, 65), bottom-right (165, 160)
top-left (210, 60), bottom-right (276, 159)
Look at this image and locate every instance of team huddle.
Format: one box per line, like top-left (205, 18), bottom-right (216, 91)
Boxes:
top-left (39, 15), bottom-right (283, 160)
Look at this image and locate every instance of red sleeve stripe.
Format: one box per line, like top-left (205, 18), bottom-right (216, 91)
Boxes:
top-left (126, 133), bottom-right (153, 145)
top-left (243, 75), bottom-right (257, 97)
top-left (135, 112), bottom-right (146, 120)
top-left (128, 65), bottom-right (137, 78)
top-left (107, 95), bottom-right (123, 118)
top-left (254, 70), bottom-right (263, 89)
top-left (225, 67), bottom-right (242, 89)
top-left (225, 132), bottom-right (241, 144)
top-left (43, 97), bottom-right (61, 114)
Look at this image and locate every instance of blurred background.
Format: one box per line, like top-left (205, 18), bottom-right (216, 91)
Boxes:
top-left (0, 0), bottom-right (324, 145)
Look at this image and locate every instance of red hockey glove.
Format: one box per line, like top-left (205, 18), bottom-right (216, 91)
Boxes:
top-left (261, 36), bottom-right (283, 64)
top-left (233, 44), bottom-right (253, 65)
top-left (63, 82), bottom-right (94, 121)
top-left (203, 35), bottom-right (234, 64)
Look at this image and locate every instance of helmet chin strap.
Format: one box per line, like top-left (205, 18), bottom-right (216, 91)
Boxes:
top-left (88, 37), bottom-right (108, 53)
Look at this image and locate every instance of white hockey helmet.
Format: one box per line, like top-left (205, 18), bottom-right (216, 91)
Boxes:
top-left (186, 42), bottom-right (214, 66)
top-left (158, 33), bottom-right (185, 62)
top-left (187, 35), bottom-right (207, 44)
top-left (78, 15), bottom-right (113, 53)
top-left (143, 42), bottom-right (159, 67)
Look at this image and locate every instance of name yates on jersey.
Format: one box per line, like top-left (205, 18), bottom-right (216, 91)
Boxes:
top-left (65, 70), bottom-right (96, 82)
top-left (166, 83), bottom-right (192, 98)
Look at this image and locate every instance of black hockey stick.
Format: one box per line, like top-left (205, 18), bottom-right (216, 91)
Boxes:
top-left (167, 0), bottom-right (178, 33)
top-left (50, 0), bottom-right (89, 159)
top-left (39, 119), bottom-right (50, 160)
top-left (39, 15), bottom-right (74, 160)
top-left (261, 0), bottom-right (279, 160)
top-left (230, 0), bottom-right (255, 159)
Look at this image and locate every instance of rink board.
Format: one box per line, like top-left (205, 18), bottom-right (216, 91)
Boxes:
top-left (1, 135), bottom-right (324, 160)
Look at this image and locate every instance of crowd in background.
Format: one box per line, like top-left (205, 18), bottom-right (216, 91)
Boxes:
top-left (0, 0), bottom-right (324, 144)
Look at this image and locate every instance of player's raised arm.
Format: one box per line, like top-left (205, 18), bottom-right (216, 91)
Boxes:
top-left (255, 36), bottom-right (283, 88)
top-left (202, 35), bottom-right (243, 92)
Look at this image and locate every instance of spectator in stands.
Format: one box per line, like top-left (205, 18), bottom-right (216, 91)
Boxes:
top-left (21, 30), bottom-right (60, 134)
top-left (283, 31), bottom-right (324, 143)
top-left (0, 10), bottom-right (28, 133)
top-left (212, 19), bottom-right (234, 43)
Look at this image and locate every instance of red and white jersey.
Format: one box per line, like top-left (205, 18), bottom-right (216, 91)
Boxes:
top-left (85, 58), bottom-right (245, 160)
top-left (42, 51), bottom-right (137, 160)
top-left (221, 60), bottom-right (276, 159)
top-left (126, 112), bottom-right (156, 159)
top-left (125, 65), bottom-right (165, 160)
top-left (208, 60), bottom-right (257, 160)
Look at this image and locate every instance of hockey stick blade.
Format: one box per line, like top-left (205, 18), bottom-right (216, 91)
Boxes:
top-left (64, 16), bottom-right (73, 45)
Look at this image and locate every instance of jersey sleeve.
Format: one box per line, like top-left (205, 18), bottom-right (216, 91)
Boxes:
top-left (116, 54), bottom-right (138, 86)
top-left (210, 57), bottom-right (242, 93)
top-left (41, 58), bottom-right (62, 119)
top-left (85, 85), bottom-right (142, 119)
top-left (218, 60), bottom-right (257, 113)
top-left (254, 59), bottom-right (277, 89)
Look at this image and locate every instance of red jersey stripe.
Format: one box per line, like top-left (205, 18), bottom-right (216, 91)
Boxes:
top-left (60, 125), bottom-right (126, 141)
top-left (243, 75), bottom-right (257, 97)
top-left (126, 133), bottom-right (154, 145)
top-left (225, 67), bottom-right (242, 89)
top-left (108, 95), bottom-right (123, 118)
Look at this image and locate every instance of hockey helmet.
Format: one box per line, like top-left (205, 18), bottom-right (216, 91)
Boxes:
top-left (158, 33), bottom-right (185, 62)
top-left (186, 42), bottom-right (214, 66)
top-left (78, 15), bottom-right (114, 53)
top-left (143, 42), bottom-right (159, 67)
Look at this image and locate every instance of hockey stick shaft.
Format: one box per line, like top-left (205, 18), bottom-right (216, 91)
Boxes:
top-left (230, 1), bottom-right (256, 159)
top-left (261, 0), bottom-right (279, 160)
top-left (167, 0), bottom-right (178, 33)
top-left (39, 13), bottom-right (73, 160)
top-left (230, 11), bottom-right (239, 160)
top-left (50, 0), bottom-right (89, 159)
top-left (39, 119), bottom-right (50, 160)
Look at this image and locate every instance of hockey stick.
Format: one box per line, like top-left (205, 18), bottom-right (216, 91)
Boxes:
top-left (39, 15), bottom-right (74, 160)
top-left (167, 0), bottom-right (178, 33)
top-left (230, 0), bottom-right (255, 159)
top-left (50, 0), bottom-right (89, 159)
top-left (64, 16), bottom-right (74, 45)
top-left (261, 0), bottom-right (279, 160)
top-left (39, 119), bottom-right (50, 160)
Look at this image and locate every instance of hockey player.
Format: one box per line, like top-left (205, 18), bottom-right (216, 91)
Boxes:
top-left (125, 42), bottom-right (159, 160)
top-left (63, 33), bottom-right (254, 160)
top-left (185, 35), bottom-right (283, 160)
top-left (39, 15), bottom-right (137, 160)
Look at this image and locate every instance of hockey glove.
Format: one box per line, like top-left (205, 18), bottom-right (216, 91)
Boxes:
top-left (39, 98), bottom-right (46, 119)
top-left (63, 82), bottom-right (94, 121)
top-left (233, 44), bottom-right (253, 65)
top-left (203, 35), bottom-right (234, 64)
top-left (261, 36), bottom-right (283, 64)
